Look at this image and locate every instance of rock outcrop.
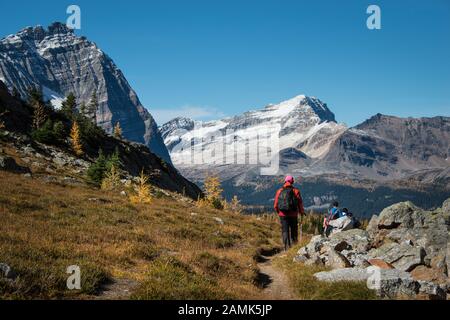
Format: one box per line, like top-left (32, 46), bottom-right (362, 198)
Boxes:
top-left (294, 199), bottom-right (450, 299)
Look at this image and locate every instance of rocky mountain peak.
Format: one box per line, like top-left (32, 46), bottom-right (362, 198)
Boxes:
top-left (0, 22), bottom-right (172, 163)
top-left (13, 22), bottom-right (73, 43)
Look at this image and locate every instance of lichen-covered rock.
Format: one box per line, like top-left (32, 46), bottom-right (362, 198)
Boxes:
top-left (417, 281), bottom-right (447, 300)
top-left (366, 214), bottom-right (379, 239)
top-left (325, 250), bottom-right (351, 269)
top-left (377, 201), bottom-right (419, 229)
top-left (306, 235), bottom-right (328, 254)
top-left (370, 268), bottom-right (420, 298)
top-left (410, 265), bottom-right (448, 286)
top-left (314, 268), bottom-right (369, 282)
top-left (368, 242), bottom-right (425, 272)
top-left (329, 229), bottom-right (371, 253)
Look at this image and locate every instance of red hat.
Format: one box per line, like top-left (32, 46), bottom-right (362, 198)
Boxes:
top-left (285, 176), bottom-right (294, 184)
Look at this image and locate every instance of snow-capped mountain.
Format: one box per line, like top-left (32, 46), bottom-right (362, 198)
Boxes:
top-left (0, 22), bottom-right (171, 163)
top-left (160, 95), bottom-right (347, 171)
top-left (160, 95), bottom-right (450, 216)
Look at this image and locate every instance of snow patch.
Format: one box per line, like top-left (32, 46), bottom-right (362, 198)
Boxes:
top-left (42, 86), bottom-right (64, 110)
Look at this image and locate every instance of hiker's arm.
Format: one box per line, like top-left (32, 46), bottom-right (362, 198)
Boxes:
top-left (296, 190), bottom-right (305, 216)
top-left (273, 189), bottom-right (280, 213)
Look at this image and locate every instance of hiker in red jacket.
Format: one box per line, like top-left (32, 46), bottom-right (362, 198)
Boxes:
top-left (274, 176), bottom-right (305, 251)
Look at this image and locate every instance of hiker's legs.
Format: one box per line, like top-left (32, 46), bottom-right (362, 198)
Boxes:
top-left (280, 217), bottom-right (291, 251)
top-left (289, 217), bottom-right (298, 245)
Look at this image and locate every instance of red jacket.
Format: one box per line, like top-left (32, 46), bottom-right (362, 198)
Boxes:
top-left (273, 182), bottom-right (305, 217)
top-left (274, 182), bottom-right (305, 217)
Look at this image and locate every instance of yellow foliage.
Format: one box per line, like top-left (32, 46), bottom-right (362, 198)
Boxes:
top-left (0, 111), bottom-right (6, 130)
top-left (197, 174), bottom-right (224, 210)
top-left (227, 195), bottom-right (243, 214)
top-left (101, 165), bottom-right (121, 191)
top-left (129, 170), bottom-right (152, 204)
top-left (70, 121), bottom-right (83, 156)
top-left (114, 121), bottom-right (122, 139)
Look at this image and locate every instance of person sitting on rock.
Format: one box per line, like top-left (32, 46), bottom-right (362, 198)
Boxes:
top-left (323, 201), bottom-right (341, 236)
top-left (342, 208), bottom-right (361, 229)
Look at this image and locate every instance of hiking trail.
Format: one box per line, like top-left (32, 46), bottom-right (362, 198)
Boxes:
top-left (257, 249), bottom-right (297, 300)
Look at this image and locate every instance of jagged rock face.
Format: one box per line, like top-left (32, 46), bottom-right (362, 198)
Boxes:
top-left (320, 114), bottom-right (450, 180)
top-left (0, 22), bottom-right (171, 163)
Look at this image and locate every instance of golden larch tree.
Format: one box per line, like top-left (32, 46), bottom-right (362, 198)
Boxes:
top-left (129, 170), bottom-right (152, 204)
top-left (114, 121), bottom-right (123, 139)
top-left (101, 165), bottom-right (121, 191)
top-left (70, 121), bottom-right (83, 156)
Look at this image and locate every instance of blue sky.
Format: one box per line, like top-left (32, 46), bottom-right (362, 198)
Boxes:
top-left (1, 0), bottom-right (449, 126)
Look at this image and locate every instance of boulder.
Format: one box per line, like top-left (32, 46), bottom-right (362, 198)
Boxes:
top-left (0, 263), bottom-right (16, 280)
top-left (306, 235), bottom-right (328, 254)
top-left (213, 217), bottom-right (224, 225)
top-left (341, 250), bottom-right (370, 268)
top-left (377, 202), bottom-right (418, 229)
top-left (325, 250), bottom-right (351, 269)
top-left (410, 265), bottom-right (448, 286)
top-left (369, 268), bottom-right (420, 298)
top-left (417, 280), bottom-right (447, 300)
top-left (293, 255), bottom-right (309, 263)
top-left (296, 246), bottom-right (308, 257)
top-left (329, 229), bottom-right (371, 253)
top-left (366, 214), bottom-right (379, 238)
top-left (368, 242), bottom-right (425, 272)
top-left (314, 268), bottom-right (369, 282)
top-left (368, 258), bottom-right (394, 270)
top-left (442, 198), bottom-right (450, 215)
top-left (304, 253), bottom-right (323, 266)
top-left (0, 155), bottom-right (30, 174)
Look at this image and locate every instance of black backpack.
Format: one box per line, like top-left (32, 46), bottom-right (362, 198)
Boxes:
top-left (277, 187), bottom-right (297, 212)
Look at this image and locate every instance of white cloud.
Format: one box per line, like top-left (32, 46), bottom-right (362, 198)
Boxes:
top-left (151, 105), bottom-right (226, 125)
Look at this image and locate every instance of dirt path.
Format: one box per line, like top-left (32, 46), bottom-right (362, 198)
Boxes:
top-left (257, 252), bottom-right (297, 300)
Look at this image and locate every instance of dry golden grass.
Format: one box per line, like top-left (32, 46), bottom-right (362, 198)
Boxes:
top-left (0, 171), bottom-right (281, 300)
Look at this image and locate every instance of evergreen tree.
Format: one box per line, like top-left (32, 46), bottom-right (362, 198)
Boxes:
top-left (106, 147), bottom-right (122, 171)
top-left (80, 103), bottom-right (87, 116)
top-left (87, 90), bottom-right (98, 124)
top-left (70, 121), bottom-right (83, 156)
top-left (52, 121), bottom-right (66, 142)
top-left (28, 87), bottom-right (48, 129)
top-left (87, 149), bottom-right (107, 186)
top-left (61, 93), bottom-right (77, 119)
